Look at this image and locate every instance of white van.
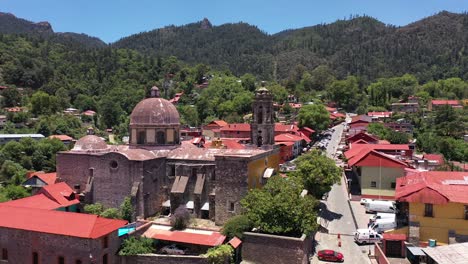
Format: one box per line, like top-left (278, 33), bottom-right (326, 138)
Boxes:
top-left (365, 201), bottom-right (396, 214)
top-left (369, 218), bottom-right (396, 233)
top-left (354, 229), bottom-right (383, 244)
top-left (369, 213), bottom-right (396, 223)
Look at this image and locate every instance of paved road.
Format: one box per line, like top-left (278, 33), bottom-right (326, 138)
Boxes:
top-left (311, 123), bottom-right (371, 264)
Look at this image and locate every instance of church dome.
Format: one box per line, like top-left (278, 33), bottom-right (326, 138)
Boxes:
top-left (73, 135), bottom-right (108, 151)
top-left (130, 97), bottom-right (180, 126)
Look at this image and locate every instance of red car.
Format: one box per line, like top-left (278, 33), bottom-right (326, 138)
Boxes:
top-left (317, 249), bottom-right (344, 262)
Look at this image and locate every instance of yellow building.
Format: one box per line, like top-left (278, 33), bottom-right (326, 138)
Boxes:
top-left (396, 171), bottom-right (468, 244)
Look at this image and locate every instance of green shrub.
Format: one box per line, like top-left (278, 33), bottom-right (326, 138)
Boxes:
top-left (119, 237), bottom-right (154, 256)
top-left (221, 214), bottom-right (252, 239)
top-left (204, 244), bottom-right (233, 264)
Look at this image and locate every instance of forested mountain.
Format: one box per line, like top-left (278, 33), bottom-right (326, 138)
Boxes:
top-left (114, 12), bottom-right (468, 82)
top-left (0, 12), bottom-right (106, 49)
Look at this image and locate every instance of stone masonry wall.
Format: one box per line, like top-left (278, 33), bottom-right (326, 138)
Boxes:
top-left (0, 227), bottom-right (121, 264)
top-left (120, 254), bottom-right (209, 264)
top-left (242, 232), bottom-right (312, 264)
top-left (214, 157), bottom-right (249, 225)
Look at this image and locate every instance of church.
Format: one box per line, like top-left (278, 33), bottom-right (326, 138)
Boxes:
top-left (56, 87), bottom-right (279, 224)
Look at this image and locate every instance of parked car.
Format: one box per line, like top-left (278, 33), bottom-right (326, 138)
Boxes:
top-left (354, 229), bottom-right (383, 244)
top-left (369, 213), bottom-right (395, 224)
top-left (369, 218), bottom-right (397, 233)
top-left (365, 200), bottom-right (396, 214)
top-left (317, 249), bottom-right (344, 262)
top-left (161, 244), bottom-right (186, 255)
top-left (360, 198), bottom-right (374, 205)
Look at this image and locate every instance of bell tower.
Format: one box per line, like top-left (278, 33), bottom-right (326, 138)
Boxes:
top-left (251, 83), bottom-right (274, 148)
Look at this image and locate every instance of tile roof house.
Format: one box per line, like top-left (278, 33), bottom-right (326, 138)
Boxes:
top-left (0, 205), bottom-right (126, 263)
top-left (395, 171), bottom-right (468, 244)
top-left (346, 131), bottom-right (380, 144)
top-left (22, 172), bottom-right (57, 188)
top-left (428, 99), bottom-right (462, 111)
top-left (49, 134), bottom-right (74, 145)
top-left (347, 146), bottom-right (410, 199)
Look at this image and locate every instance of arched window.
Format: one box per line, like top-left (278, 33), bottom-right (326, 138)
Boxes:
top-left (137, 130), bottom-right (145, 144)
top-left (257, 106), bottom-right (263, 124)
top-left (257, 135), bottom-right (263, 147)
top-left (156, 131), bottom-right (165, 144)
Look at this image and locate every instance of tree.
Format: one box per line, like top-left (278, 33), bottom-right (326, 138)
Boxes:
top-left (240, 73), bottom-right (256, 92)
top-left (204, 245), bottom-right (233, 264)
top-left (100, 208), bottom-right (122, 219)
top-left (292, 150), bottom-right (341, 198)
top-left (327, 76), bottom-right (361, 112)
top-left (170, 205), bottom-right (191, 230)
top-left (30, 91), bottom-right (60, 116)
top-left (2, 88), bottom-right (22, 107)
top-left (84, 203), bottom-right (104, 215)
top-left (367, 123), bottom-right (390, 140)
top-left (297, 104), bottom-right (331, 132)
top-left (221, 214), bottom-right (252, 239)
top-left (178, 105), bottom-right (200, 127)
top-left (241, 176), bottom-right (318, 236)
top-left (120, 196), bottom-right (133, 222)
top-left (2, 185), bottom-right (30, 200)
top-left (119, 237), bottom-right (154, 256)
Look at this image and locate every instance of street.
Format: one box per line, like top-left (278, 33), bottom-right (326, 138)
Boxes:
top-left (310, 122), bottom-right (371, 264)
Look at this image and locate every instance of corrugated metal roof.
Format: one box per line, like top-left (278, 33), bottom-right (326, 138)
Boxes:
top-left (422, 242), bottom-right (468, 263)
top-left (396, 171), bottom-right (468, 204)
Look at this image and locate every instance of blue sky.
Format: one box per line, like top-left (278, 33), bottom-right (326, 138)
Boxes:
top-left (2, 0), bottom-right (468, 43)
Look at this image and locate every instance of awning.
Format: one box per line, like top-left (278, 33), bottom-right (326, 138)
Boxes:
top-left (162, 200), bottom-right (171, 207)
top-left (201, 202), bottom-right (209, 211)
top-left (263, 168), bottom-right (275, 179)
top-left (186, 201), bottom-right (194, 209)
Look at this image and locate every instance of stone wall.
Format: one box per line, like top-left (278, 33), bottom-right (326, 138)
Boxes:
top-left (241, 232), bottom-right (312, 264)
top-left (120, 254), bottom-right (209, 264)
top-left (214, 157), bottom-right (249, 225)
top-left (0, 227), bottom-right (121, 264)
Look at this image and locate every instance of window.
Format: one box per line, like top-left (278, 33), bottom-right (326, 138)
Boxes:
top-left (424, 204), bottom-right (433, 217)
top-left (137, 130), bottom-right (146, 144)
top-left (156, 131), bottom-right (165, 144)
top-left (33, 252), bottom-right (38, 264)
top-left (102, 254), bottom-right (108, 264)
top-left (102, 236), bottom-right (109, 249)
top-left (58, 256), bottom-right (65, 264)
top-left (370, 181), bottom-right (377, 188)
top-left (465, 205), bottom-right (468, 220)
top-left (391, 182), bottom-right (396, 189)
top-left (109, 160), bottom-right (118, 169)
top-left (2, 248), bottom-right (7, 260)
top-left (228, 202), bottom-right (235, 212)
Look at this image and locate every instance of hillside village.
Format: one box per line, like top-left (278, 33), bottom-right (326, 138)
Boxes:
top-left (0, 9), bottom-right (467, 264)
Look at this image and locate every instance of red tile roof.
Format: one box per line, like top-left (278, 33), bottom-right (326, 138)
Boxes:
top-left (345, 144), bottom-right (409, 160)
top-left (0, 205), bottom-right (126, 238)
top-left (275, 123), bottom-right (300, 133)
top-left (37, 182), bottom-right (80, 207)
top-left (228, 236), bottom-right (242, 249)
top-left (49, 135), bottom-right (74, 141)
top-left (300, 127), bottom-right (315, 133)
top-left (220, 123), bottom-right (251, 132)
top-left (325, 106), bottom-right (337, 112)
top-left (348, 150), bottom-right (409, 168)
top-left (205, 120), bottom-right (228, 127)
top-left (204, 139), bottom-right (246, 149)
top-left (275, 133), bottom-right (310, 143)
top-left (395, 171), bottom-right (468, 204)
top-left (431, 100), bottom-right (460, 105)
top-left (143, 226), bottom-right (226, 247)
top-left (346, 132), bottom-right (379, 143)
top-left (353, 139), bottom-right (369, 144)
top-left (383, 233), bottom-right (406, 241)
top-left (28, 172), bottom-right (57, 185)
top-left (276, 141), bottom-right (295, 146)
top-left (1, 194), bottom-right (62, 210)
top-left (423, 154), bottom-right (444, 165)
top-left (350, 115), bottom-right (372, 124)
top-left (82, 110), bottom-right (96, 116)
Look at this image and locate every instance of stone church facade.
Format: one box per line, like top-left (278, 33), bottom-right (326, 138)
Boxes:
top-left (56, 87), bottom-right (279, 224)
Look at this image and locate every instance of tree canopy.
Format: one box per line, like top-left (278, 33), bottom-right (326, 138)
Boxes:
top-left (241, 176), bottom-right (318, 236)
